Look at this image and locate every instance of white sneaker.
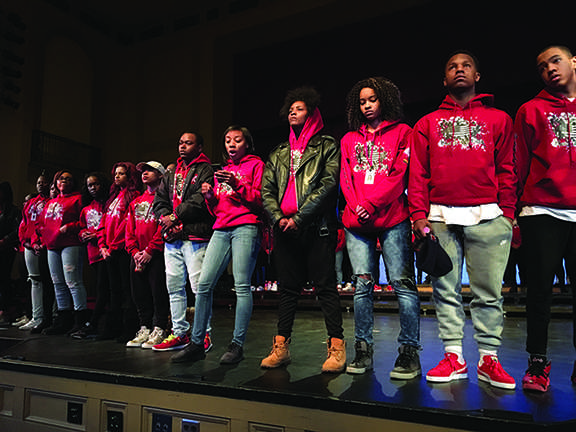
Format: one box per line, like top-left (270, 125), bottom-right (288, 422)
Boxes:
top-left (141, 327), bottom-right (166, 349)
top-left (19, 318), bottom-right (42, 330)
top-left (12, 315), bottom-right (29, 327)
top-left (126, 326), bottom-right (151, 347)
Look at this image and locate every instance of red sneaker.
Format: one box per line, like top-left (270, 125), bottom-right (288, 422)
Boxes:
top-left (522, 356), bottom-right (551, 392)
top-left (426, 352), bottom-right (468, 383)
top-left (152, 333), bottom-right (190, 351)
top-left (204, 332), bottom-right (213, 353)
top-left (478, 355), bottom-right (516, 390)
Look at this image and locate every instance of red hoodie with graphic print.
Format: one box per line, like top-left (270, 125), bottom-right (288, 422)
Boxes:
top-left (98, 188), bottom-right (140, 252)
top-left (205, 154), bottom-right (265, 230)
top-left (515, 89), bottom-right (576, 210)
top-left (340, 121), bottom-right (411, 231)
top-left (125, 189), bottom-right (163, 257)
top-left (36, 192), bottom-right (83, 250)
top-left (409, 94), bottom-right (517, 222)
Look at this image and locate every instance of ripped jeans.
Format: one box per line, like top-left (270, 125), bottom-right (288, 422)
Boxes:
top-left (47, 246), bottom-right (87, 311)
top-left (345, 219), bottom-right (420, 347)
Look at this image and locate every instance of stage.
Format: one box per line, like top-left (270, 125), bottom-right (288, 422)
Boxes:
top-left (0, 293), bottom-right (575, 431)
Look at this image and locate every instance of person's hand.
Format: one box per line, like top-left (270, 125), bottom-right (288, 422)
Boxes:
top-left (282, 218), bottom-right (298, 232)
top-left (159, 214), bottom-right (176, 230)
top-left (59, 224), bottom-right (68, 234)
top-left (139, 250), bottom-right (152, 264)
top-left (413, 219), bottom-right (432, 240)
top-left (355, 205), bottom-right (370, 223)
top-left (201, 182), bottom-right (214, 200)
top-left (100, 247), bottom-right (111, 260)
top-left (215, 170), bottom-right (237, 189)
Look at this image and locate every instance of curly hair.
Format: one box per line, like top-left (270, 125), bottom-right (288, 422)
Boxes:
top-left (52, 170), bottom-right (77, 193)
top-left (279, 86), bottom-right (321, 119)
top-left (345, 77), bottom-right (403, 131)
top-left (106, 162), bottom-right (142, 209)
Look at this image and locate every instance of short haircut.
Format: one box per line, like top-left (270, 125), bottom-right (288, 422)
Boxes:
top-left (279, 86), bottom-right (321, 119)
top-left (180, 131), bottom-right (204, 148)
top-left (538, 45), bottom-right (573, 59)
top-left (446, 49), bottom-right (480, 71)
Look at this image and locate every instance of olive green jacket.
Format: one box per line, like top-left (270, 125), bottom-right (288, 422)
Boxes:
top-left (262, 133), bottom-right (340, 231)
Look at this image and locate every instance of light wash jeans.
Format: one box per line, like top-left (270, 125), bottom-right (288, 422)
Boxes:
top-left (192, 225), bottom-right (261, 347)
top-left (164, 239), bottom-right (208, 338)
top-left (430, 216), bottom-right (512, 351)
top-left (47, 246), bottom-right (87, 311)
top-left (24, 248), bottom-right (44, 321)
top-left (345, 219), bottom-right (420, 347)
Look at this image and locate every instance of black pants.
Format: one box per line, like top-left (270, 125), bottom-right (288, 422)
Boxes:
top-left (130, 252), bottom-right (169, 330)
top-left (105, 249), bottom-right (136, 335)
top-left (519, 215), bottom-right (576, 355)
top-left (273, 225), bottom-right (343, 340)
top-left (89, 260), bottom-right (109, 328)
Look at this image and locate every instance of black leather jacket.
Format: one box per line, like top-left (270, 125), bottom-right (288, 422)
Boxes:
top-left (262, 133), bottom-right (340, 232)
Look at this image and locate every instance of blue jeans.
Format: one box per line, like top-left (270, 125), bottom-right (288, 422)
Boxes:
top-left (345, 219), bottom-right (420, 347)
top-left (25, 248), bottom-right (44, 321)
top-left (164, 240), bottom-right (208, 338)
top-left (47, 246), bottom-right (87, 311)
top-left (192, 225), bottom-right (261, 347)
top-left (431, 216), bottom-right (512, 351)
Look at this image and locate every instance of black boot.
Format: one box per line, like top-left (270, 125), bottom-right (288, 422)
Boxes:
top-left (67, 309), bottom-right (92, 336)
top-left (42, 310), bottom-right (74, 335)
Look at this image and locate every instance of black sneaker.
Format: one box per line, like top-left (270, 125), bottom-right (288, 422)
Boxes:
top-left (220, 342), bottom-right (244, 364)
top-left (171, 342), bottom-right (206, 363)
top-left (390, 344), bottom-right (422, 379)
top-left (346, 340), bottom-right (373, 374)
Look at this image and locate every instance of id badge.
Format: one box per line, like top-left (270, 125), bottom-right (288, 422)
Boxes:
top-left (364, 169), bottom-right (375, 185)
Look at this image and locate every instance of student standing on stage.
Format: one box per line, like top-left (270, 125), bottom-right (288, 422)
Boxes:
top-left (98, 162), bottom-right (141, 342)
top-left (516, 45), bottom-right (576, 392)
top-left (152, 132), bottom-right (214, 353)
top-left (125, 161), bottom-right (170, 349)
top-left (18, 175), bottom-right (53, 332)
top-left (409, 51), bottom-right (517, 389)
top-left (341, 77), bottom-right (421, 378)
top-left (40, 171), bottom-right (90, 335)
top-left (260, 87), bottom-right (346, 373)
top-left (71, 172), bottom-right (110, 339)
top-left (171, 126), bottom-right (264, 365)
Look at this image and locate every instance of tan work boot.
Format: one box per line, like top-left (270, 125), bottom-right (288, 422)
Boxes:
top-left (322, 337), bottom-right (346, 373)
top-left (261, 335), bottom-right (291, 368)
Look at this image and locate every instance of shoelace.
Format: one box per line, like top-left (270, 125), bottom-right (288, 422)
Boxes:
top-left (527, 359), bottom-right (548, 377)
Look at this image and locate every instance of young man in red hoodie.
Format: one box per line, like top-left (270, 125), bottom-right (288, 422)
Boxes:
top-left (152, 132), bottom-right (215, 353)
top-left (409, 51), bottom-right (517, 389)
top-left (516, 45), bottom-right (576, 392)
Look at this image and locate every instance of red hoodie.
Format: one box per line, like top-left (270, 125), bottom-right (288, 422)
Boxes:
top-left (79, 200), bottom-right (104, 264)
top-left (515, 89), bottom-right (576, 210)
top-left (409, 94), bottom-right (517, 221)
top-left (98, 188), bottom-right (140, 252)
top-left (37, 192), bottom-right (83, 250)
top-left (206, 154), bottom-right (265, 230)
top-left (340, 121), bottom-right (411, 231)
top-left (19, 195), bottom-right (49, 248)
top-left (125, 189), bottom-right (163, 257)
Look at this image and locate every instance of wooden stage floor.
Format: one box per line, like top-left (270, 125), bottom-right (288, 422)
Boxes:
top-left (0, 307), bottom-right (575, 431)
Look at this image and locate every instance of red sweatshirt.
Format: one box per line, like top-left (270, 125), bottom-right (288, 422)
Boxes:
top-left (340, 121), bottom-right (411, 231)
top-left (98, 188), bottom-right (140, 252)
top-left (79, 200), bottom-right (104, 264)
top-left (206, 154), bottom-right (265, 230)
top-left (409, 94), bottom-right (517, 221)
top-left (125, 189), bottom-right (163, 257)
top-left (37, 192), bottom-right (83, 250)
top-left (515, 89), bottom-right (576, 210)
top-left (19, 195), bottom-right (49, 248)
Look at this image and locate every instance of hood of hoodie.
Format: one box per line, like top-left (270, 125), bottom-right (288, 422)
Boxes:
top-left (438, 93), bottom-right (494, 110)
top-left (357, 120), bottom-right (401, 138)
top-left (226, 154), bottom-right (261, 166)
top-left (534, 88), bottom-right (574, 107)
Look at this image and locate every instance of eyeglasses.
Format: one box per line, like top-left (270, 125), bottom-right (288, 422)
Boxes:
top-left (178, 140), bottom-right (195, 145)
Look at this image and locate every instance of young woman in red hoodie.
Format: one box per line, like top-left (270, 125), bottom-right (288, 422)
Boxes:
top-left (18, 174), bottom-right (53, 332)
top-left (39, 170), bottom-right (89, 335)
top-left (70, 172), bottom-right (110, 339)
top-left (170, 126), bottom-right (265, 365)
top-left (98, 162), bottom-right (141, 341)
top-left (340, 77), bottom-right (421, 379)
top-left (124, 161), bottom-right (170, 348)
